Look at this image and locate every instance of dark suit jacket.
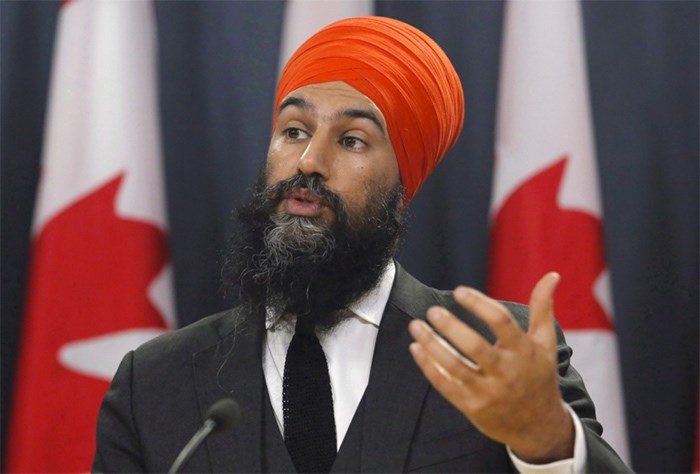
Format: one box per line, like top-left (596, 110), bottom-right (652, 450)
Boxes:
top-left (93, 264), bottom-right (630, 472)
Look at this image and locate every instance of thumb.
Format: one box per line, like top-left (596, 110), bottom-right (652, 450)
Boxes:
top-left (527, 272), bottom-right (560, 351)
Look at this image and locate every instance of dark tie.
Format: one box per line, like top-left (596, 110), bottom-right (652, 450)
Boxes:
top-left (283, 317), bottom-right (337, 473)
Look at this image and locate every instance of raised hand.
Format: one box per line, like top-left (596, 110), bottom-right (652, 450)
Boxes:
top-left (408, 272), bottom-right (575, 464)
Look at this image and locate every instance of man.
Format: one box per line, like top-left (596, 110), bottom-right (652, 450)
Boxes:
top-left (94, 17), bottom-right (630, 473)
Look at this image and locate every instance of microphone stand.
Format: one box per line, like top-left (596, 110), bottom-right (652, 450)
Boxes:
top-left (168, 418), bottom-right (217, 474)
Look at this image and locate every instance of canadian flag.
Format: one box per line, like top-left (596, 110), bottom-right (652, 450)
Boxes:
top-left (7, 1), bottom-right (174, 471)
top-left (488, 0), bottom-right (630, 464)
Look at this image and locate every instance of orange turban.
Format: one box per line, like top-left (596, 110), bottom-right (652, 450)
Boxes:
top-left (275, 16), bottom-right (464, 202)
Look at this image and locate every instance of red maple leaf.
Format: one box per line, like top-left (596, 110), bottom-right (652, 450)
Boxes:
top-left (488, 157), bottom-right (613, 331)
top-left (8, 174), bottom-right (169, 472)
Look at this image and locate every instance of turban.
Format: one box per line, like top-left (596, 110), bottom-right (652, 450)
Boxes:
top-left (275, 16), bottom-right (464, 202)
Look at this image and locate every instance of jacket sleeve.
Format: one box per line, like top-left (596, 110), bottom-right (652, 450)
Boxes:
top-left (554, 330), bottom-right (633, 473)
top-left (93, 351), bottom-right (147, 473)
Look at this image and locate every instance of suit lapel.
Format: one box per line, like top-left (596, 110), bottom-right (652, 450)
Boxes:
top-left (187, 265), bottom-right (447, 472)
top-left (359, 263), bottom-right (437, 472)
top-left (192, 308), bottom-right (265, 473)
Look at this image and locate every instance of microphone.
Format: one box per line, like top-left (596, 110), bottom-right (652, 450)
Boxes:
top-left (168, 398), bottom-right (241, 473)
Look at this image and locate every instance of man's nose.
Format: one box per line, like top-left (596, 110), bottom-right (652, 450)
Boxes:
top-left (296, 134), bottom-right (332, 179)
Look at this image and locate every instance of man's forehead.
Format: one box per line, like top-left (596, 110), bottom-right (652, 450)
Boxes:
top-left (278, 81), bottom-right (388, 133)
top-left (281, 81), bottom-right (381, 112)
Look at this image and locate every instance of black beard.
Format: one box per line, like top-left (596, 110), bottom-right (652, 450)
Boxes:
top-left (221, 172), bottom-right (406, 333)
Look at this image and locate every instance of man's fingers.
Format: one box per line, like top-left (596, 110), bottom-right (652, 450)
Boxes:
top-left (424, 307), bottom-right (502, 370)
top-left (408, 318), bottom-right (481, 379)
top-left (453, 286), bottom-right (524, 347)
top-left (408, 341), bottom-right (474, 411)
top-left (527, 272), bottom-right (560, 350)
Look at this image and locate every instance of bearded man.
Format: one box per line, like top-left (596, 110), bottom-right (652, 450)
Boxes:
top-left (94, 17), bottom-right (629, 473)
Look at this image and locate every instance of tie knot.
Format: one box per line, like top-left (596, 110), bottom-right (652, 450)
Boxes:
top-left (294, 315), bottom-right (316, 335)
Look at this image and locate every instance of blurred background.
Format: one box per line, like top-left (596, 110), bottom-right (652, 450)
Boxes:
top-left (2, 1), bottom-right (697, 472)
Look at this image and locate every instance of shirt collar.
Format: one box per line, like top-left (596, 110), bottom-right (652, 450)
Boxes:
top-left (348, 260), bottom-right (396, 328)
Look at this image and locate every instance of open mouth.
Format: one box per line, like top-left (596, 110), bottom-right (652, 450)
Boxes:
top-left (283, 188), bottom-right (325, 216)
top-left (287, 188), bottom-right (322, 205)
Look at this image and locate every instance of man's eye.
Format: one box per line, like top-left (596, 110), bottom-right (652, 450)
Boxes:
top-left (340, 136), bottom-right (366, 151)
top-left (284, 128), bottom-right (308, 140)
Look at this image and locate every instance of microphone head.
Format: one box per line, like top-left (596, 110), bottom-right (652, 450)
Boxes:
top-left (205, 398), bottom-right (241, 433)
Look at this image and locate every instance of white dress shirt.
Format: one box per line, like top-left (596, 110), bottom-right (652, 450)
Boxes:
top-left (262, 261), bottom-right (586, 472)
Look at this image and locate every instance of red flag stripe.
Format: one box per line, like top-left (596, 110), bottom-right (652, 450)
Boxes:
top-left (488, 0), bottom-right (629, 463)
top-left (7, 1), bottom-right (173, 471)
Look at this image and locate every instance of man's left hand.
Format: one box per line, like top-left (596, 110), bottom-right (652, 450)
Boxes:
top-left (408, 272), bottom-right (574, 464)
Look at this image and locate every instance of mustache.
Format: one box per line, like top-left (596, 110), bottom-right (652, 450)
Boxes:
top-left (261, 174), bottom-right (347, 217)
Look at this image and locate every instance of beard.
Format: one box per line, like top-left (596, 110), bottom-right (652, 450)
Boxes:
top-left (221, 171), bottom-right (406, 333)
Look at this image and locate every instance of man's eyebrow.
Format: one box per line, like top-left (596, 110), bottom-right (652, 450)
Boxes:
top-left (278, 97), bottom-right (386, 136)
top-left (278, 96), bottom-right (312, 114)
top-left (337, 108), bottom-right (386, 136)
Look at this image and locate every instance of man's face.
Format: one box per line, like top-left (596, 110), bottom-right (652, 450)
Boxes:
top-left (222, 81), bottom-right (405, 326)
top-left (266, 81), bottom-right (401, 225)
